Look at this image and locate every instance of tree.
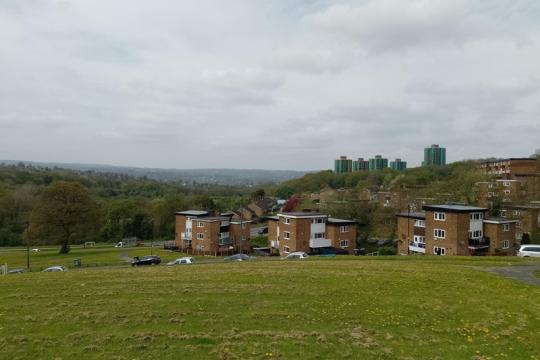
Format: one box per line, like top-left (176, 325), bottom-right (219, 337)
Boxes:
top-left (252, 188), bottom-right (265, 200)
top-left (28, 181), bottom-right (99, 253)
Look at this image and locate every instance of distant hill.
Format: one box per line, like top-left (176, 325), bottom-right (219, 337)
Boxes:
top-left (0, 160), bottom-right (307, 186)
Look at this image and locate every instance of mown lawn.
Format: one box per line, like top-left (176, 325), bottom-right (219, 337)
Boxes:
top-left (1, 257), bottom-right (539, 360)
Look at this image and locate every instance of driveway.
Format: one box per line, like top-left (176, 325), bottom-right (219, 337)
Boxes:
top-left (486, 264), bottom-right (540, 287)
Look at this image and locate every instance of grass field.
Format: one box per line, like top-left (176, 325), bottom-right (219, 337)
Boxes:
top-left (1, 254), bottom-right (539, 359)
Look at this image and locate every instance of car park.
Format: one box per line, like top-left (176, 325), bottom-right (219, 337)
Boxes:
top-left (284, 252), bottom-right (309, 260)
top-left (131, 255), bottom-right (161, 266)
top-left (42, 266), bottom-right (68, 272)
top-left (167, 257), bottom-right (195, 265)
top-left (517, 245), bottom-right (540, 257)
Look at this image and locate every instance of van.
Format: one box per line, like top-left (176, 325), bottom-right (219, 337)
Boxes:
top-left (517, 245), bottom-right (540, 257)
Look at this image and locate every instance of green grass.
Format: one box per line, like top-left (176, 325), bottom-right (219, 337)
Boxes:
top-left (1, 257), bottom-right (539, 359)
top-left (0, 245), bottom-right (211, 271)
top-left (534, 269), bottom-right (540, 278)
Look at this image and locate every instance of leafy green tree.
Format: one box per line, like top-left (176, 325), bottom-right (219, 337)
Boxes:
top-left (28, 181), bottom-right (99, 253)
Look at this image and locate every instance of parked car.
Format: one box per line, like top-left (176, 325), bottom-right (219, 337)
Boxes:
top-left (308, 247), bottom-right (349, 256)
top-left (517, 245), bottom-right (540, 257)
top-left (31, 248), bottom-right (41, 253)
top-left (284, 252), bottom-right (309, 260)
top-left (8, 268), bottom-right (26, 274)
top-left (115, 242), bottom-right (127, 248)
top-left (224, 254), bottom-right (254, 262)
top-left (131, 255), bottom-right (161, 266)
top-left (257, 227), bottom-right (268, 235)
top-left (167, 257), bottom-right (195, 265)
top-left (42, 266), bottom-right (67, 272)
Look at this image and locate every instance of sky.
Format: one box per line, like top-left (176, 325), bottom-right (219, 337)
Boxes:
top-left (1, 0), bottom-right (539, 170)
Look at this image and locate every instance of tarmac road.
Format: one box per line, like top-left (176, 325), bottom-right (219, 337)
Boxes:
top-left (486, 263), bottom-right (540, 287)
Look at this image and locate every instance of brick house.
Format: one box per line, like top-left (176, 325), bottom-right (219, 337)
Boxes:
top-left (479, 158), bottom-right (537, 179)
top-left (267, 212), bottom-right (356, 255)
top-left (500, 203), bottom-right (540, 242)
top-left (175, 210), bottom-right (251, 256)
top-left (396, 204), bottom-right (517, 256)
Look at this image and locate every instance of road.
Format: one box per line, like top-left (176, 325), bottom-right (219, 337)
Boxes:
top-left (486, 264), bottom-right (540, 287)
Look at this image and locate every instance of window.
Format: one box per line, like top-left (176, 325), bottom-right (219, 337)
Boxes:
top-left (283, 231), bottom-right (290, 240)
top-left (414, 220), bottom-right (426, 228)
top-left (197, 221), bottom-right (204, 227)
top-left (242, 235), bottom-right (246, 241)
top-left (313, 233), bottom-right (325, 239)
top-left (503, 182), bottom-right (510, 187)
top-left (502, 240), bottom-right (510, 249)
top-left (196, 244), bottom-right (204, 251)
top-left (196, 233), bottom-right (204, 240)
top-left (503, 223), bottom-right (511, 231)
top-left (241, 223), bottom-right (246, 229)
top-left (340, 240), bottom-right (349, 248)
top-left (470, 213), bottom-right (483, 221)
top-left (186, 217), bottom-right (192, 221)
top-left (488, 192), bottom-right (494, 197)
top-left (340, 225), bottom-right (349, 233)
top-left (469, 230), bottom-right (482, 239)
top-left (500, 210), bottom-right (507, 217)
top-left (434, 246), bottom-right (446, 256)
top-left (284, 218), bottom-right (291, 224)
top-left (283, 246), bottom-right (290, 253)
top-left (434, 212), bottom-right (446, 221)
top-left (513, 210), bottom-right (521, 216)
top-left (413, 235), bottom-right (425, 244)
top-left (312, 218), bottom-right (325, 224)
top-left (434, 229), bottom-right (446, 239)
top-left (504, 190), bottom-right (511, 195)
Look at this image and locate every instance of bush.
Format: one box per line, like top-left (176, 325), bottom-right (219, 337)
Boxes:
top-left (378, 246), bottom-right (397, 255)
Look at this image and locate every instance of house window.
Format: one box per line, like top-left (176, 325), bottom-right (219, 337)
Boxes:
top-left (413, 235), bottom-right (425, 244)
top-left (283, 231), bottom-right (290, 240)
top-left (414, 220), bottom-right (425, 227)
top-left (504, 190), bottom-right (511, 195)
top-left (196, 233), bottom-right (204, 240)
top-left (313, 233), bottom-right (325, 239)
top-left (340, 240), bottom-right (349, 248)
top-left (284, 218), bottom-right (291, 224)
top-left (186, 217), bottom-right (192, 221)
top-left (340, 225), bottom-right (349, 233)
top-left (434, 229), bottom-right (446, 239)
top-left (312, 218), bottom-right (325, 224)
top-left (513, 210), bottom-right (521, 216)
top-left (503, 223), bottom-right (511, 231)
top-left (434, 212), bottom-right (446, 221)
top-left (503, 182), bottom-right (510, 187)
top-left (470, 213), bottom-right (483, 221)
top-left (283, 246), bottom-right (290, 253)
top-left (197, 221), bottom-right (204, 227)
top-left (241, 223), bottom-right (246, 229)
top-left (469, 230), bottom-right (482, 239)
top-left (242, 235), bottom-right (246, 241)
top-left (502, 240), bottom-right (510, 249)
top-left (196, 244), bottom-right (204, 251)
top-left (434, 246), bottom-right (446, 256)
top-left (488, 192), bottom-right (494, 197)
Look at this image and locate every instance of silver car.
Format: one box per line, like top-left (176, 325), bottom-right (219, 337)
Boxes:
top-left (517, 245), bottom-right (540, 257)
top-left (42, 266), bottom-right (68, 272)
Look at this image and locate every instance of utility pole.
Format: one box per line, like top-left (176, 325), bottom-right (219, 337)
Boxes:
top-left (407, 204), bottom-right (411, 255)
top-left (25, 222), bottom-right (30, 270)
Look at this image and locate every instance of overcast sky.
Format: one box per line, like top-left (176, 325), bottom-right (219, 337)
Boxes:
top-left (1, 0), bottom-right (539, 170)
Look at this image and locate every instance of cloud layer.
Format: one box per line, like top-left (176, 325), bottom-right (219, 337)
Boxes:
top-left (1, 0), bottom-right (539, 169)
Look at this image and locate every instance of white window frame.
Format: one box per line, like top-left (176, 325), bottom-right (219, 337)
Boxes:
top-left (339, 239), bottom-right (349, 248)
top-left (469, 230), bottom-right (482, 239)
top-left (414, 220), bottom-right (425, 228)
top-left (470, 213), bottom-right (483, 221)
top-left (504, 190), bottom-right (511, 195)
top-left (434, 212), bottom-right (446, 221)
top-left (413, 235), bottom-right (425, 244)
top-left (503, 223), bottom-right (511, 231)
top-left (241, 235), bottom-right (246, 241)
top-left (340, 225), bottom-right (349, 233)
top-left (196, 244), bottom-right (204, 251)
top-left (434, 229), bottom-right (446, 239)
top-left (500, 210), bottom-right (507, 217)
top-left (434, 246), bottom-right (446, 256)
top-left (284, 218), bottom-right (291, 224)
top-left (196, 233), bottom-right (204, 240)
top-left (283, 246), bottom-right (290, 253)
top-left (313, 232), bottom-right (325, 239)
top-left (312, 218), bottom-right (325, 224)
top-left (283, 231), bottom-right (290, 240)
top-left (502, 240), bottom-right (510, 249)
top-left (197, 221), bottom-right (204, 227)
top-left (503, 182), bottom-right (510, 187)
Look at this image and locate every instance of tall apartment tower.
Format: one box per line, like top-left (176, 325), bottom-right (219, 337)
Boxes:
top-left (334, 156), bottom-right (352, 173)
top-left (352, 158), bottom-right (369, 172)
top-left (390, 159), bottom-right (407, 170)
top-left (423, 144), bottom-right (446, 166)
top-left (368, 155), bottom-right (388, 171)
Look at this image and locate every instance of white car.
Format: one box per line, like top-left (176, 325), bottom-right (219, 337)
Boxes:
top-left (114, 242), bottom-right (126, 248)
top-left (42, 266), bottom-right (68, 272)
top-left (31, 248), bottom-right (41, 253)
top-left (517, 245), bottom-right (540, 257)
top-left (167, 257), bottom-right (195, 265)
top-left (284, 252), bottom-right (309, 260)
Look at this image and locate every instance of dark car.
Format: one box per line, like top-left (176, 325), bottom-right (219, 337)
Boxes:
top-left (131, 255), bottom-right (161, 266)
top-left (224, 253), bottom-right (254, 262)
top-left (308, 247), bottom-right (349, 256)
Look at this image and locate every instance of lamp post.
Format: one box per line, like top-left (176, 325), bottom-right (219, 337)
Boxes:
top-left (25, 222), bottom-right (30, 270)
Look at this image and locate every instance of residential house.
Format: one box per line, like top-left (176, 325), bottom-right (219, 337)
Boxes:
top-left (396, 204), bottom-right (517, 256)
top-left (267, 212), bottom-right (357, 255)
top-left (175, 210), bottom-right (251, 255)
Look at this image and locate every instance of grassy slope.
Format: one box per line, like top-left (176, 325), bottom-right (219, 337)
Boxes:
top-left (1, 257), bottom-right (539, 360)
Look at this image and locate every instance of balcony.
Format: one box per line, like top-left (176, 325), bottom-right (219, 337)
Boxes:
top-left (468, 238), bottom-right (490, 248)
top-left (219, 237), bottom-right (232, 245)
top-left (408, 242), bottom-right (426, 254)
top-left (309, 238), bottom-right (332, 248)
top-left (181, 232), bottom-right (192, 240)
top-left (270, 240), bottom-right (280, 248)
